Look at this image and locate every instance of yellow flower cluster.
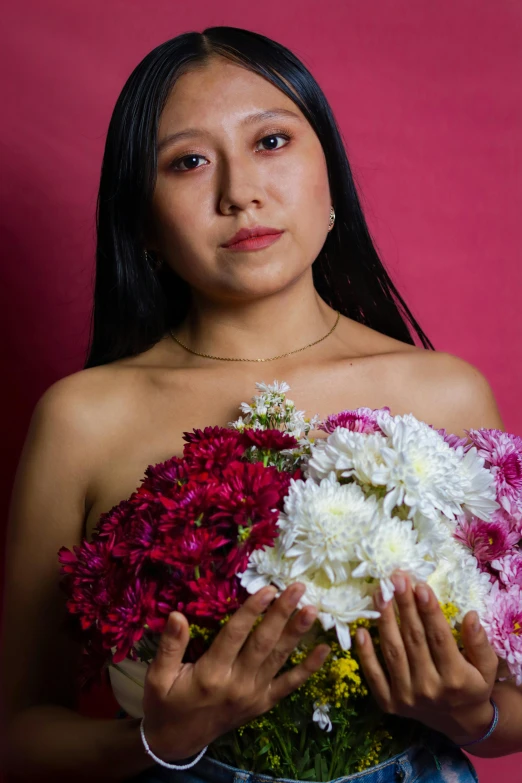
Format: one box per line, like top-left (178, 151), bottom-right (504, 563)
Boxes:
top-left (289, 643), bottom-right (367, 708)
top-left (439, 602), bottom-right (461, 644)
top-left (188, 623), bottom-right (213, 641)
top-left (355, 730), bottom-right (393, 772)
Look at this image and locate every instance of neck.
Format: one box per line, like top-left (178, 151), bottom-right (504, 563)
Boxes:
top-left (173, 273), bottom-right (337, 361)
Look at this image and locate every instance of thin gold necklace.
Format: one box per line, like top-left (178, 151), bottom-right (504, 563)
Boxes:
top-left (169, 311), bottom-right (341, 363)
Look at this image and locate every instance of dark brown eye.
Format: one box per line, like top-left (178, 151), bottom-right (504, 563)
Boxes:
top-left (257, 134), bottom-right (290, 152)
top-left (171, 154), bottom-right (205, 172)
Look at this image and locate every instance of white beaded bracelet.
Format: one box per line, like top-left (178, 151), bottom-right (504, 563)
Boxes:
top-left (139, 716), bottom-right (209, 770)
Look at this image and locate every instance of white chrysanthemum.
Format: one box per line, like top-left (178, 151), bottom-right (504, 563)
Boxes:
top-left (371, 414), bottom-right (488, 522)
top-left (298, 579), bottom-right (380, 649)
top-left (427, 537), bottom-right (491, 621)
top-left (352, 516), bottom-right (436, 602)
top-left (278, 474), bottom-right (379, 583)
top-left (411, 509), bottom-right (457, 549)
top-left (306, 428), bottom-right (389, 483)
top-left (238, 539), bottom-right (292, 594)
top-left (457, 445), bottom-right (499, 521)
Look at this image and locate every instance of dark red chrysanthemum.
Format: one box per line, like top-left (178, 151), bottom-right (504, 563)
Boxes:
top-left (58, 424), bottom-right (297, 678)
top-left (241, 429), bottom-right (298, 452)
top-left (140, 456), bottom-right (188, 494)
top-left (211, 461), bottom-right (289, 528)
top-left (182, 426), bottom-right (246, 478)
top-left (186, 576), bottom-right (246, 620)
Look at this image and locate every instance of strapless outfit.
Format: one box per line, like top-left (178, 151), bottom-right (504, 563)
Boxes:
top-left (110, 658), bottom-right (479, 783)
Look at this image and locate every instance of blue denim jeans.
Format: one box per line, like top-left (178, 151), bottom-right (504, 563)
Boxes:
top-left (119, 710), bottom-right (478, 783)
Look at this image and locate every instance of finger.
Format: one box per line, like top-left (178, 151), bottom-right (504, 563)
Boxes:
top-left (355, 628), bottom-right (393, 712)
top-left (391, 572), bottom-right (439, 687)
top-left (208, 586), bottom-right (278, 668)
top-left (268, 644), bottom-right (331, 705)
top-left (374, 589), bottom-right (412, 695)
top-left (146, 612), bottom-right (190, 698)
top-left (239, 583), bottom-right (307, 671)
top-left (414, 583), bottom-right (462, 674)
top-left (258, 604), bottom-right (318, 682)
top-left (461, 611), bottom-right (498, 686)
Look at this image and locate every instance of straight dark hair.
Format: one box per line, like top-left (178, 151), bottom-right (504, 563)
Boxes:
top-left (84, 26), bottom-right (434, 369)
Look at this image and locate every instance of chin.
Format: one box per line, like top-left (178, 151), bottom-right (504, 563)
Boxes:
top-left (222, 267), bottom-right (310, 301)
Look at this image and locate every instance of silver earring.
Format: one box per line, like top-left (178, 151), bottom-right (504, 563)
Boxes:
top-left (328, 205), bottom-right (335, 232)
top-left (144, 249), bottom-right (163, 271)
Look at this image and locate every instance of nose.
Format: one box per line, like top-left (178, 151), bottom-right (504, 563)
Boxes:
top-left (217, 153), bottom-right (265, 215)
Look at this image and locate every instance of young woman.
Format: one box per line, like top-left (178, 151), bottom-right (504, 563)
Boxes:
top-left (2, 26), bottom-right (521, 783)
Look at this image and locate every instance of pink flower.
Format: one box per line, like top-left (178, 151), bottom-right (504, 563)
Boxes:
top-left (454, 515), bottom-right (518, 567)
top-left (435, 428), bottom-right (470, 450)
top-left (491, 552), bottom-right (522, 588)
top-left (319, 407), bottom-right (390, 434)
top-left (483, 582), bottom-right (522, 685)
top-left (466, 429), bottom-right (522, 515)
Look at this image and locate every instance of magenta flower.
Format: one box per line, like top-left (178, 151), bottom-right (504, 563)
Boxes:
top-left (454, 515), bottom-right (518, 567)
top-left (435, 428), bottom-right (470, 450)
top-left (483, 582), bottom-right (522, 685)
top-left (466, 429), bottom-right (522, 515)
top-left (319, 407), bottom-right (390, 434)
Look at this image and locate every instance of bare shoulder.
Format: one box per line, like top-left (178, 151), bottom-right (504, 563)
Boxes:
top-left (396, 348), bottom-right (505, 435)
top-left (36, 362), bottom-right (143, 440)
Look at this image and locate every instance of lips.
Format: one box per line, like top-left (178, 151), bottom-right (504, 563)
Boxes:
top-left (222, 226), bottom-right (283, 248)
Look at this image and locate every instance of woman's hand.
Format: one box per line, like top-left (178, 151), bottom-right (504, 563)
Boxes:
top-left (141, 583), bottom-right (330, 762)
top-left (355, 571), bottom-right (499, 745)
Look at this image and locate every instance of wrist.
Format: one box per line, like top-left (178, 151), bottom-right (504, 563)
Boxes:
top-left (444, 698), bottom-right (496, 746)
top-left (139, 716), bottom-right (206, 765)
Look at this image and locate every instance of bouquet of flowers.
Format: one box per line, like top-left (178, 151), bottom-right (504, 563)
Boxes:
top-left (58, 381), bottom-right (522, 779)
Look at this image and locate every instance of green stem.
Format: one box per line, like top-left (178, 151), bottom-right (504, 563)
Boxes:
top-left (271, 724), bottom-right (297, 775)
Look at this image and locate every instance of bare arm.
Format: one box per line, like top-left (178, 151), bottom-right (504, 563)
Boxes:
top-left (0, 375), bottom-right (157, 781)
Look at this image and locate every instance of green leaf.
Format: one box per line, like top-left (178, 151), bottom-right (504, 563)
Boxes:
top-left (314, 753), bottom-right (323, 780)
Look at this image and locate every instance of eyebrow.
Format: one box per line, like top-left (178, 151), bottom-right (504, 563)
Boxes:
top-left (156, 108), bottom-right (303, 153)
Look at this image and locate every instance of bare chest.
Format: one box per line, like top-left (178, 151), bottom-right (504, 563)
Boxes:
top-left (82, 350), bottom-right (426, 542)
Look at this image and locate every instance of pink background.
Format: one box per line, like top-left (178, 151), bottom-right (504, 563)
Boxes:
top-left (1, 1), bottom-right (521, 780)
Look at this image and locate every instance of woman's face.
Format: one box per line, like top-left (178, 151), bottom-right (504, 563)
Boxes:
top-left (148, 56), bottom-right (332, 303)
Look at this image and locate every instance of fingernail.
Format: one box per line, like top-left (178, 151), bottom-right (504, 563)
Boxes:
top-left (260, 587), bottom-right (277, 608)
top-left (169, 613), bottom-right (181, 637)
top-left (470, 611), bottom-right (481, 633)
top-left (300, 608), bottom-right (316, 629)
top-left (319, 645), bottom-right (331, 662)
top-left (374, 590), bottom-right (389, 611)
top-left (356, 628), bottom-right (366, 647)
top-left (393, 574), bottom-right (406, 595)
top-left (290, 583), bottom-right (306, 601)
top-left (415, 584), bottom-right (430, 605)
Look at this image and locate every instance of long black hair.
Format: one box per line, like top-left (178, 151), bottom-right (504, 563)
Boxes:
top-left (84, 26), bottom-right (434, 369)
